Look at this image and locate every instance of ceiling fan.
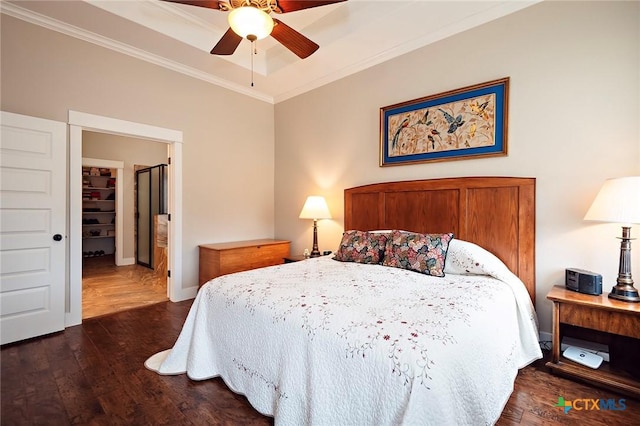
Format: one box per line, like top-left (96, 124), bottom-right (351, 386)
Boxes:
top-left (162, 0), bottom-right (347, 59)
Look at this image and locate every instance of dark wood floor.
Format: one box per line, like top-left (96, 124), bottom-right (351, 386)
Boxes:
top-left (2, 300), bottom-right (637, 425)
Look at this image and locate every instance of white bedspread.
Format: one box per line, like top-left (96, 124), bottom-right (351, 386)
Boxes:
top-left (147, 239), bottom-right (541, 425)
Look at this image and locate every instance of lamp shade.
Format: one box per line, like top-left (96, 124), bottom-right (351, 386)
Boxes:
top-left (228, 6), bottom-right (274, 40)
top-left (299, 196), bottom-right (331, 220)
top-left (584, 176), bottom-right (640, 225)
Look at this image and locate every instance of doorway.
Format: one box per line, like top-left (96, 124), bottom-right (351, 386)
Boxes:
top-left (67, 111), bottom-right (184, 327)
top-left (135, 164), bottom-right (168, 269)
top-left (80, 143), bottom-right (168, 319)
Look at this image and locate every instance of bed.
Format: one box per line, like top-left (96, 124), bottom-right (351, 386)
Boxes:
top-left (146, 177), bottom-right (542, 425)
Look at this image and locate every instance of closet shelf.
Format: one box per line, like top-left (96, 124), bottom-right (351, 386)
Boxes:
top-left (83, 166), bottom-right (116, 257)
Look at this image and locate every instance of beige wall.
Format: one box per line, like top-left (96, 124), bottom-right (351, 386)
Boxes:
top-left (82, 132), bottom-right (168, 260)
top-left (1, 14), bottom-right (276, 294)
top-left (274, 1), bottom-right (640, 334)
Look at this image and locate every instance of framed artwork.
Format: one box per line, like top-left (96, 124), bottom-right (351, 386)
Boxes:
top-left (380, 77), bottom-right (509, 166)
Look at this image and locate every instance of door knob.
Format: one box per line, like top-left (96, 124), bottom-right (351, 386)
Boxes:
top-left (53, 234), bottom-right (63, 241)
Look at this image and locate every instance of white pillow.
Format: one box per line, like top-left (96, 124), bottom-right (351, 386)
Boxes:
top-left (444, 238), bottom-right (499, 275)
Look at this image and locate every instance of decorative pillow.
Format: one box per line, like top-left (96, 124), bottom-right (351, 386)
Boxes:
top-left (333, 230), bottom-right (388, 264)
top-left (382, 230), bottom-right (454, 277)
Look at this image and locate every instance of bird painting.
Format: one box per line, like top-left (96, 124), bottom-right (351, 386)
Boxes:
top-left (382, 79), bottom-right (506, 166)
top-left (416, 110), bottom-right (432, 126)
top-left (438, 109), bottom-right (465, 134)
top-left (427, 135), bottom-right (436, 149)
top-left (469, 100), bottom-right (490, 120)
top-left (468, 123), bottom-right (476, 139)
top-left (392, 118), bottom-right (409, 150)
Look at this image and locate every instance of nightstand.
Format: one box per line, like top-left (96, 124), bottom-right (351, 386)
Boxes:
top-left (284, 255), bottom-right (308, 263)
top-left (546, 285), bottom-right (640, 398)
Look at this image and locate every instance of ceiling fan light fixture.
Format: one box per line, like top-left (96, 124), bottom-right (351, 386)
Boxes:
top-left (228, 6), bottom-right (274, 40)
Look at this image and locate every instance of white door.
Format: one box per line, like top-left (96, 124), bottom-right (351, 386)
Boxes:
top-left (1, 111), bottom-right (67, 345)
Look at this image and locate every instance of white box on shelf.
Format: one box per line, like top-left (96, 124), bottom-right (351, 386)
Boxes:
top-left (561, 336), bottom-right (609, 362)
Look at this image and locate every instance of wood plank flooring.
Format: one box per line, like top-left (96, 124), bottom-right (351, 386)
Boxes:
top-left (1, 301), bottom-right (638, 425)
top-left (82, 255), bottom-right (168, 319)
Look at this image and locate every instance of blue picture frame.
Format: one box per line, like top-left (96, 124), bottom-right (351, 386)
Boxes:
top-left (380, 77), bottom-right (509, 166)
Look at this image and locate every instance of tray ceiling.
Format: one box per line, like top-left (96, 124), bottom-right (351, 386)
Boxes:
top-left (2, 0), bottom-right (539, 103)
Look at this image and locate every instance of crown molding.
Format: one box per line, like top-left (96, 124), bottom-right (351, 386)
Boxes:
top-left (151, 0), bottom-right (218, 32)
top-left (0, 1), bottom-right (274, 104)
top-left (2, 1), bottom-right (541, 105)
top-left (272, 0), bottom-right (540, 103)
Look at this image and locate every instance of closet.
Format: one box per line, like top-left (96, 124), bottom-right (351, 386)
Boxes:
top-left (82, 167), bottom-right (116, 258)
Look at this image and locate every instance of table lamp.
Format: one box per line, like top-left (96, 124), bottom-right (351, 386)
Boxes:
top-left (299, 196), bottom-right (331, 257)
top-left (584, 176), bottom-right (640, 302)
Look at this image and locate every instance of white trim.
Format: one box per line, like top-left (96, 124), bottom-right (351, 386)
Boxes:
top-left (181, 287), bottom-right (199, 301)
top-left (539, 331), bottom-right (552, 344)
top-left (69, 111), bottom-right (183, 143)
top-left (68, 125), bottom-right (83, 326)
top-left (2, 0), bottom-right (540, 105)
top-left (82, 157), bottom-right (123, 169)
top-left (167, 141), bottom-right (187, 300)
top-left (120, 257), bottom-right (136, 266)
top-left (81, 157), bottom-right (125, 266)
top-left (1, 2), bottom-right (273, 104)
top-left (67, 111), bottom-right (186, 328)
top-left (116, 168), bottom-right (125, 265)
top-left (271, 2), bottom-right (542, 103)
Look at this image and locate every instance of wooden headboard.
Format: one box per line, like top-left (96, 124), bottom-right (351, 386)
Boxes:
top-left (344, 177), bottom-right (536, 304)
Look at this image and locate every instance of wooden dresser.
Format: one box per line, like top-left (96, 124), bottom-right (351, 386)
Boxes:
top-left (198, 239), bottom-right (290, 286)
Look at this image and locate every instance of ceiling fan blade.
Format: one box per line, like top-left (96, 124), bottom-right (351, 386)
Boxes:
top-left (271, 19), bottom-right (319, 59)
top-left (160, 0), bottom-right (222, 10)
top-left (210, 28), bottom-right (243, 55)
top-left (275, 0), bottom-right (346, 13)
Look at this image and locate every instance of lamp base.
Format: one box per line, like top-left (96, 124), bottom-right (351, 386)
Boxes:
top-left (608, 226), bottom-right (640, 302)
top-left (608, 284), bottom-right (640, 302)
top-left (309, 219), bottom-right (321, 258)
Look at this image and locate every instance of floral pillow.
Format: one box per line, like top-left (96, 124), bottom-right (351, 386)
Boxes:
top-left (333, 230), bottom-right (388, 264)
top-left (382, 230), bottom-right (454, 277)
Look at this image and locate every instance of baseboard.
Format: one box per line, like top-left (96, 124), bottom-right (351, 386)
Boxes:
top-left (117, 257), bottom-right (135, 266)
top-left (171, 285), bottom-right (198, 302)
top-left (539, 331), bottom-right (552, 351)
top-left (539, 331), bottom-right (552, 343)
